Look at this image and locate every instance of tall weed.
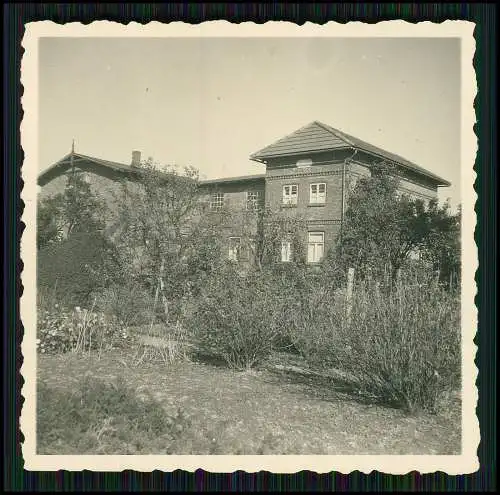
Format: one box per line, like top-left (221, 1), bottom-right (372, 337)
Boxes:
top-left (296, 269), bottom-right (461, 413)
top-left (190, 266), bottom-right (283, 370)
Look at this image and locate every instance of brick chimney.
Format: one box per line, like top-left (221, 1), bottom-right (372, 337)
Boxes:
top-left (131, 150), bottom-right (141, 168)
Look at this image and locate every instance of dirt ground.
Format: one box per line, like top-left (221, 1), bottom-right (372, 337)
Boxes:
top-left (36, 348), bottom-right (462, 455)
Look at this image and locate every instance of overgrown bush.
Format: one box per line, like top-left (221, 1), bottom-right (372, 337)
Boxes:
top-left (297, 269), bottom-right (461, 413)
top-left (37, 305), bottom-right (130, 355)
top-left (189, 266), bottom-right (283, 370)
top-left (37, 376), bottom-right (191, 454)
top-left (37, 231), bottom-right (122, 308)
top-left (93, 282), bottom-right (155, 327)
top-left (271, 266), bottom-right (344, 357)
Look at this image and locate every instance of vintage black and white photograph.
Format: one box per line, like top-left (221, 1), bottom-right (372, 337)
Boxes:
top-left (21, 21), bottom-right (478, 473)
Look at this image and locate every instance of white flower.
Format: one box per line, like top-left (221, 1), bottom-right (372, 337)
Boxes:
top-left (75, 306), bottom-right (81, 312)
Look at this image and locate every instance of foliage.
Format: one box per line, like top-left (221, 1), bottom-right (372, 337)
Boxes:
top-left (37, 305), bottom-right (131, 355)
top-left (37, 194), bottom-right (65, 249)
top-left (93, 281), bottom-right (155, 328)
top-left (37, 376), bottom-right (192, 454)
top-left (62, 170), bottom-right (108, 236)
top-left (37, 170), bottom-right (108, 250)
top-left (38, 231), bottom-right (122, 308)
top-left (421, 202), bottom-right (462, 286)
top-left (331, 162), bottom-right (461, 285)
top-left (113, 159), bottom-right (227, 322)
top-left (189, 265), bottom-right (284, 370)
top-left (294, 266), bottom-right (461, 413)
top-left (133, 320), bottom-right (191, 366)
top-left (217, 202), bottom-right (308, 272)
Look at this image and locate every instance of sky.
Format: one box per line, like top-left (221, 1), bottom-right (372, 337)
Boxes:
top-left (39, 36), bottom-right (461, 208)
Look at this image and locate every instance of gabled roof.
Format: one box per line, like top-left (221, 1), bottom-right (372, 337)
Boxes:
top-left (250, 121), bottom-right (451, 186)
top-left (38, 152), bottom-right (265, 187)
top-left (38, 152), bottom-right (136, 185)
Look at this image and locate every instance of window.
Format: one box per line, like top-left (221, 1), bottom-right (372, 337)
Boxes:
top-left (210, 192), bottom-right (225, 210)
top-left (307, 232), bottom-right (324, 263)
top-left (282, 184), bottom-right (298, 205)
top-left (228, 237), bottom-right (241, 261)
top-left (246, 191), bottom-right (261, 210)
top-left (281, 240), bottom-right (292, 263)
top-left (310, 183), bottom-right (326, 204)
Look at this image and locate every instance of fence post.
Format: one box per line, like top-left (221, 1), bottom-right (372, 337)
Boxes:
top-left (396, 267), bottom-right (402, 289)
top-left (345, 267), bottom-right (355, 325)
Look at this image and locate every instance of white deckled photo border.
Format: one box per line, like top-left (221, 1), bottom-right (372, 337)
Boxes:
top-left (20, 19), bottom-right (479, 474)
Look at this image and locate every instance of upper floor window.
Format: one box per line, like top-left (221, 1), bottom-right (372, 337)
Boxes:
top-left (246, 191), bottom-right (262, 210)
top-left (310, 183), bottom-right (326, 204)
top-left (210, 192), bottom-right (225, 210)
top-left (307, 232), bottom-right (324, 263)
top-left (282, 184), bottom-right (298, 205)
top-left (228, 237), bottom-right (241, 261)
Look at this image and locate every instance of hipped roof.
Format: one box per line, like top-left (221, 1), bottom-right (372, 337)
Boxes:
top-left (250, 121), bottom-right (451, 186)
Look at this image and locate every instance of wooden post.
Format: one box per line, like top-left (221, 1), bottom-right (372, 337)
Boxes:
top-left (345, 267), bottom-right (355, 325)
top-left (70, 139), bottom-right (75, 175)
top-left (396, 267), bottom-right (402, 288)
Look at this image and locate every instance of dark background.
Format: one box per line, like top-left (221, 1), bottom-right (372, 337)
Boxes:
top-left (3, 3), bottom-right (497, 492)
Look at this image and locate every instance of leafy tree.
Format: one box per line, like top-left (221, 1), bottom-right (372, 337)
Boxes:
top-left (113, 159), bottom-right (227, 322)
top-left (63, 170), bottom-right (107, 236)
top-left (37, 170), bottom-right (108, 249)
top-left (421, 201), bottom-right (461, 287)
top-left (37, 194), bottom-right (65, 249)
top-left (219, 202), bottom-right (307, 271)
top-left (331, 162), bottom-right (461, 286)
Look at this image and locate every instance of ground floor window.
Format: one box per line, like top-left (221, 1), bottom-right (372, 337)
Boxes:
top-left (307, 231), bottom-right (324, 263)
top-left (281, 240), bottom-right (292, 262)
top-left (228, 237), bottom-right (241, 261)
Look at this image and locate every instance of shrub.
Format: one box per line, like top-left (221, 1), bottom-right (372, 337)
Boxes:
top-left (37, 231), bottom-right (122, 308)
top-left (93, 282), bottom-right (155, 327)
top-left (37, 376), bottom-right (191, 454)
top-left (37, 305), bottom-right (130, 355)
top-left (298, 269), bottom-right (461, 413)
top-left (275, 267), bottom-right (344, 358)
top-left (189, 266), bottom-right (283, 370)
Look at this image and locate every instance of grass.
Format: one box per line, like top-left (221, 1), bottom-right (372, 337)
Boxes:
top-left (37, 348), bottom-right (461, 455)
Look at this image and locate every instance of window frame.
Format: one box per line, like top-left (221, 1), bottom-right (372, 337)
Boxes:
top-left (309, 182), bottom-right (327, 204)
top-left (210, 192), bottom-right (225, 210)
top-left (282, 184), bottom-right (299, 205)
top-left (281, 239), bottom-right (292, 263)
top-left (228, 236), bottom-right (241, 262)
top-left (246, 190), bottom-right (262, 211)
top-left (307, 231), bottom-right (325, 263)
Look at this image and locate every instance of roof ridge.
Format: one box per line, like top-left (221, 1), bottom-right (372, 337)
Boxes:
top-left (313, 121), bottom-right (356, 147)
top-left (250, 121), bottom-right (320, 159)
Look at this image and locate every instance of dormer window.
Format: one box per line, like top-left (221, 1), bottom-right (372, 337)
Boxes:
top-left (282, 184), bottom-right (298, 205)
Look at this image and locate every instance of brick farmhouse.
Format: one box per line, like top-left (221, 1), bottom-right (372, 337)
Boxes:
top-left (38, 121), bottom-right (451, 264)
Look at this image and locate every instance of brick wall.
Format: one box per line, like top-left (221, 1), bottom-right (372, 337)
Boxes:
top-left (38, 150), bottom-right (443, 265)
